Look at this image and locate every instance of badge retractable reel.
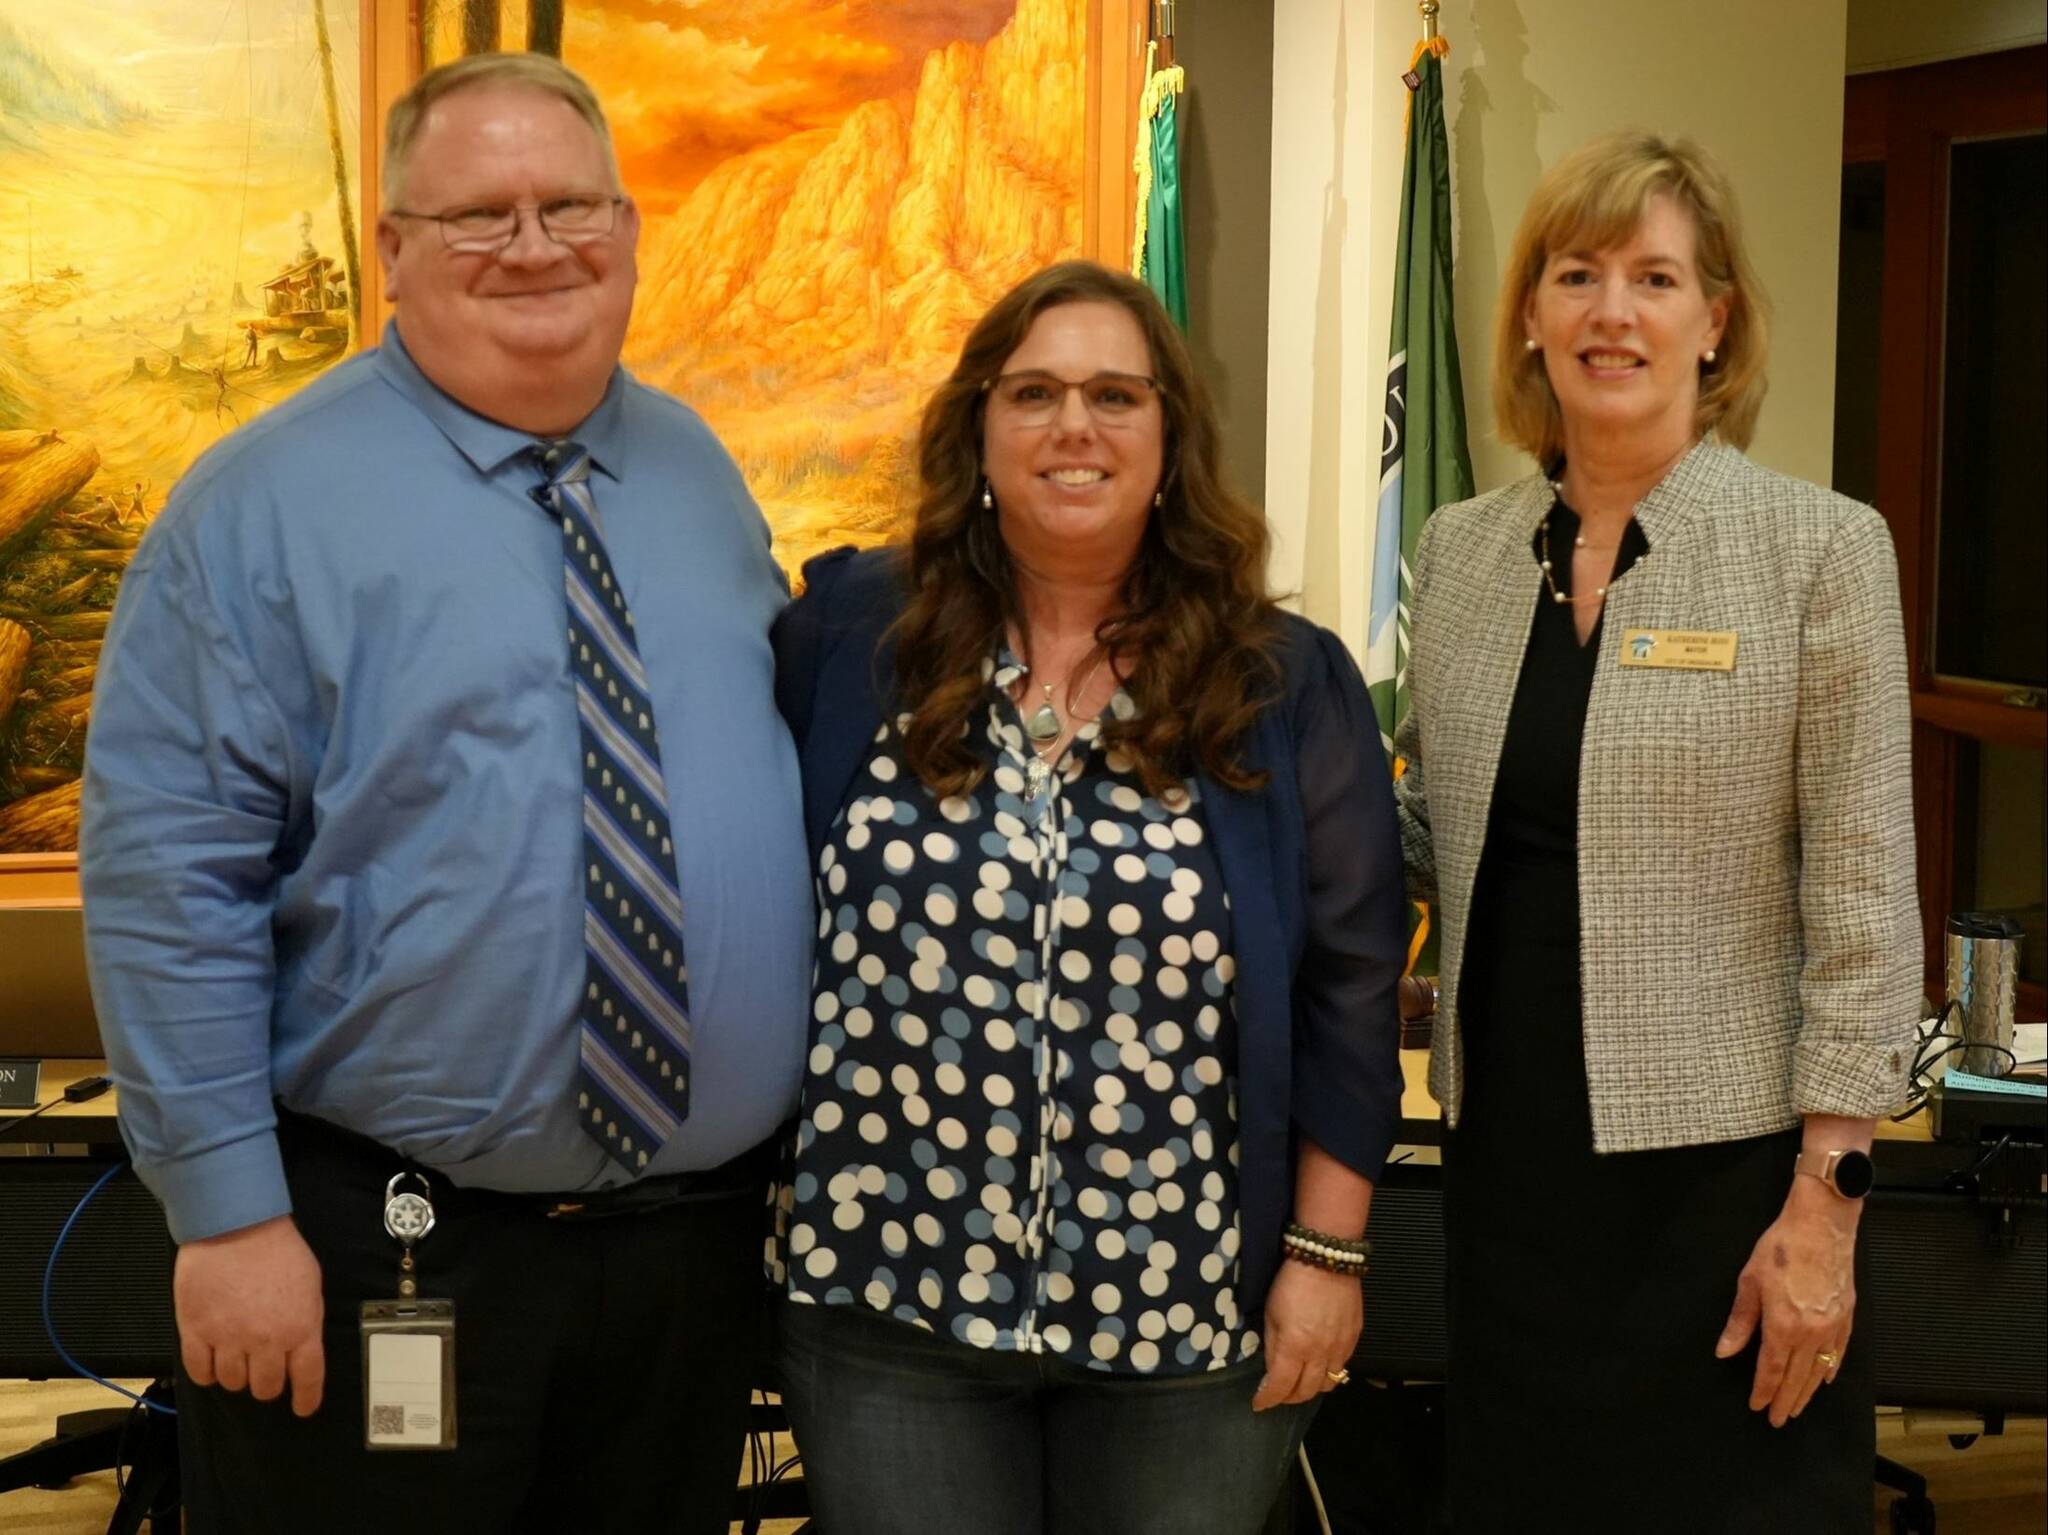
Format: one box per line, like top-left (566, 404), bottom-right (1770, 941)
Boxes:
top-left (362, 1173), bottom-right (457, 1450)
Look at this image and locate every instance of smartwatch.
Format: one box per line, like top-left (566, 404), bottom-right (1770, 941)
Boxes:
top-left (1794, 1147), bottom-right (1875, 1200)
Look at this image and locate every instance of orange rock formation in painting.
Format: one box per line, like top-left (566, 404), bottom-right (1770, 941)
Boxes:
top-left (625, 0), bottom-right (1086, 573)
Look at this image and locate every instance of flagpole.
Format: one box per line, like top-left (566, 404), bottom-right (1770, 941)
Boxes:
top-left (1420, 0), bottom-right (1439, 43)
top-left (1152, 1), bottom-right (1175, 68)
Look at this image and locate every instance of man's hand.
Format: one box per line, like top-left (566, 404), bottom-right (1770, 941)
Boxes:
top-left (1714, 1178), bottom-right (1857, 1428)
top-left (174, 1214), bottom-right (326, 1417)
top-left (1252, 1260), bottom-right (1363, 1412)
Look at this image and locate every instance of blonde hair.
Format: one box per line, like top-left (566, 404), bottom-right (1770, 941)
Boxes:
top-left (1491, 130), bottom-right (1770, 464)
top-left (382, 52), bottom-right (619, 210)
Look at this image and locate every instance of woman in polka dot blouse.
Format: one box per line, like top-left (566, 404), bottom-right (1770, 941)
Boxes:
top-left (768, 260), bottom-right (1408, 1534)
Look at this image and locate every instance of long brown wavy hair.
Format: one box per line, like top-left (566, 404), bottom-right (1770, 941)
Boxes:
top-left (892, 260), bottom-right (1281, 801)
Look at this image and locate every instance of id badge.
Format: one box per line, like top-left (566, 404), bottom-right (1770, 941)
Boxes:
top-left (361, 1298), bottom-right (457, 1450)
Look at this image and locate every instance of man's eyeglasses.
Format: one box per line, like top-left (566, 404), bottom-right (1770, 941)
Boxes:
top-left (388, 194), bottom-right (624, 253)
top-left (982, 370), bottom-right (1163, 428)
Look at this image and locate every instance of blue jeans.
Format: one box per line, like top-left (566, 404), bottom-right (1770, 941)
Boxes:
top-left (776, 1298), bottom-right (1316, 1535)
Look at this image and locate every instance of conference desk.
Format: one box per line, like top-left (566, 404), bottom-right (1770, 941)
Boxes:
top-left (0, 1061), bottom-right (170, 1383)
top-left (7, 1051), bottom-right (2040, 1401)
top-left (1301, 1051), bottom-right (2045, 1534)
top-left (0, 1058), bottom-right (127, 1146)
top-left (4, 1055), bottom-right (2043, 1532)
top-left (1365, 1051), bottom-right (2048, 1417)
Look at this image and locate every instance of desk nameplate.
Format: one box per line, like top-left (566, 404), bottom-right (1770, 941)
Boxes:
top-left (0, 1060), bottom-right (40, 1110)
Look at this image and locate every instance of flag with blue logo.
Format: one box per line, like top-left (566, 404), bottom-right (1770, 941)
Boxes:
top-left (1366, 37), bottom-right (1472, 755)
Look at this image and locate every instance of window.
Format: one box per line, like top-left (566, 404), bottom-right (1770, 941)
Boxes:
top-left (1837, 47), bottom-right (2047, 1018)
top-left (1934, 133), bottom-right (2047, 692)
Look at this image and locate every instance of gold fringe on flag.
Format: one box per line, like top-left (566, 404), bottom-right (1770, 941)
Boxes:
top-left (1401, 34), bottom-right (1451, 135)
top-left (1406, 900), bottom-right (1433, 974)
top-left (1130, 40), bottom-right (1186, 279)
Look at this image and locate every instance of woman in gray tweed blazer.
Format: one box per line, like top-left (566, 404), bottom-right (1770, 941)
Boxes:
top-left (1394, 132), bottom-right (1919, 1531)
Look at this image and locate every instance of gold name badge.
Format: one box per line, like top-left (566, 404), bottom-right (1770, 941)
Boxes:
top-left (1618, 628), bottom-right (1738, 672)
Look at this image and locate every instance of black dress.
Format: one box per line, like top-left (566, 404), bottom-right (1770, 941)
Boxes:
top-left (1441, 502), bottom-right (1873, 1533)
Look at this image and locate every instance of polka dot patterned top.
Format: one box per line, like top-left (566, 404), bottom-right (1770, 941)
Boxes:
top-left (771, 649), bottom-right (1256, 1375)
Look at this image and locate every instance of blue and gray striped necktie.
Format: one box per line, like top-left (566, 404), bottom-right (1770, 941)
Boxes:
top-left (530, 440), bottom-right (692, 1171)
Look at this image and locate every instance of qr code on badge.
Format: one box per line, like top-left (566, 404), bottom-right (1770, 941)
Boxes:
top-left (370, 1404), bottom-right (406, 1436)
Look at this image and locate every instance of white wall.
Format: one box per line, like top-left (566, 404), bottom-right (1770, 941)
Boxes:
top-left (1267, 0), bottom-right (1851, 654)
top-left (1263, 0), bottom-right (1414, 639)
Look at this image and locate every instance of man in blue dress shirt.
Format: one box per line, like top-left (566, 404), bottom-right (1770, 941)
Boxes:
top-left (80, 52), bottom-right (811, 1534)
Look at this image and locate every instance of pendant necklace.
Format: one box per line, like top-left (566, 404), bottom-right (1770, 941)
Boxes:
top-left (1020, 649), bottom-right (1107, 800)
top-left (1023, 690), bottom-right (1062, 743)
top-left (1024, 752), bottom-right (1054, 802)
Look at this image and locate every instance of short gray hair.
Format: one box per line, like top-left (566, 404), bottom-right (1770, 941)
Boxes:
top-left (382, 52), bottom-right (621, 210)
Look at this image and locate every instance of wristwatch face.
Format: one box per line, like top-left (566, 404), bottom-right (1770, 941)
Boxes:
top-left (1831, 1149), bottom-right (1875, 1200)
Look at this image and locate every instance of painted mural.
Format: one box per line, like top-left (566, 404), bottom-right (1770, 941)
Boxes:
top-left (0, 0), bottom-right (1087, 859)
top-left (428, 0), bottom-right (1089, 574)
top-left (0, 1), bottom-right (364, 854)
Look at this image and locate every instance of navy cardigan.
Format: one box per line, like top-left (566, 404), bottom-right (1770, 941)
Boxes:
top-left (772, 547), bottom-right (1407, 1315)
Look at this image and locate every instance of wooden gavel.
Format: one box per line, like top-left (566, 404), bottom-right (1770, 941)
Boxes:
top-left (1397, 974), bottom-right (1438, 1022)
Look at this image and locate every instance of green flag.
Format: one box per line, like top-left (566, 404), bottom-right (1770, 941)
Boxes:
top-left (1133, 43), bottom-right (1187, 329)
top-left (1370, 38), bottom-right (1472, 981)
top-left (1366, 39), bottom-right (1473, 752)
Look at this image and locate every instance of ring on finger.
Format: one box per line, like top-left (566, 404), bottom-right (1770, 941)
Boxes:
top-left (1324, 1368), bottom-right (1351, 1387)
top-left (1814, 1350), bottom-right (1839, 1369)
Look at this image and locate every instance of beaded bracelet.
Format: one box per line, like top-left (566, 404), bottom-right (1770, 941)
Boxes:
top-left (1282, 1234), bottom-right (1369, 1276)
top-left (1281, 1222), bottom-right (1372, 1277)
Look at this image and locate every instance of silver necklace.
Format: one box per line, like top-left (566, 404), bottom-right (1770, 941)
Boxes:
top-left (1020, 650), bottom-right (1107, 800)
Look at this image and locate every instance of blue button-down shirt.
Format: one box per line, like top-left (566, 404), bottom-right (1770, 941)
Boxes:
top-left (81, 327), bottom-right (813, 1243)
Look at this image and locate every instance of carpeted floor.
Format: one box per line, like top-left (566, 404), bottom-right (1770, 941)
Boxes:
top-left (2, 1378), bottom-right (2041, 1533)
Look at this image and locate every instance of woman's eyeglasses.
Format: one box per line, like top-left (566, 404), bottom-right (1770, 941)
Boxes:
top-left (982, 370), bottom-right (1163, 428)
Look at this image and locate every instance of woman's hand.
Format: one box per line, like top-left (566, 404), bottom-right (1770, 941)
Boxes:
top-left (1714, 1177), bottom-right (1858, 1427)
top-left (1252, 1260), bottom-right (1363, 1411)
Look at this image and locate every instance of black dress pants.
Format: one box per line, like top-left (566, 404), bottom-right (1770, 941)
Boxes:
top-left (174, 1112), bottom-right (769, 1535)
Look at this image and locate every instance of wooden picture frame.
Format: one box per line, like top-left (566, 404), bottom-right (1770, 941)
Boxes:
top-left (1, 0), bottom-right (1144, 903)
top-left (0, 0), bottom-right (389, 901)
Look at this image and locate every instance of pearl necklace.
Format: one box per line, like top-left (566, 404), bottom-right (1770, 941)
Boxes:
top-left (1536, 484), bottom-right (1640, 607)
top-left (1536, 514), bottom-right (1609, 607)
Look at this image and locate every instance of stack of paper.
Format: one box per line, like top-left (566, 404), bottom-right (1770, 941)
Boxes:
top-left (1942, 1067), bottom-right (2047, 1099)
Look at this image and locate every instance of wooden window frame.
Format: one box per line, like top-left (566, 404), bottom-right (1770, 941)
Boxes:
top-left (1845, 46), bottom-right (2048, 1016)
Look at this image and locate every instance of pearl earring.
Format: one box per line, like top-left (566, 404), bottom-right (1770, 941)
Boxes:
top-left (1153, 491), bottom-right (1164, 509)
top-left (1524, 338), bottom-right (1539, 352)
top-left (981, 481), bottom-right (993, 510)
top-left (1702, 349), bottom-right (1716, 363)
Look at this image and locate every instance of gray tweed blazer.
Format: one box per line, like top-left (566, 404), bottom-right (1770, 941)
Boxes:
top-left (1394, 438), bottom-right (1920, 1151)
